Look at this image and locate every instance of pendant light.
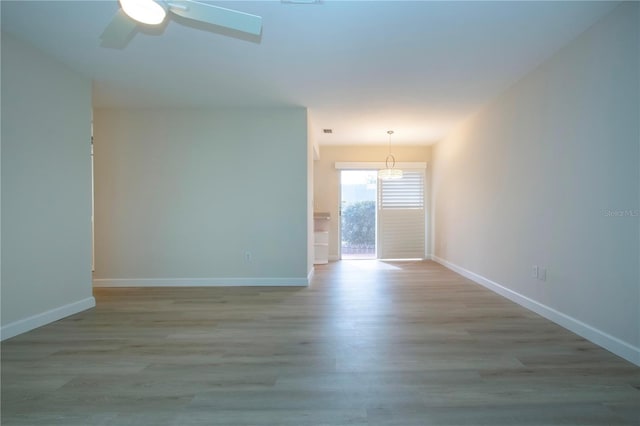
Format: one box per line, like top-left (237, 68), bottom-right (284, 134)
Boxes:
top-left (379, 130), bottom-right (403, 180)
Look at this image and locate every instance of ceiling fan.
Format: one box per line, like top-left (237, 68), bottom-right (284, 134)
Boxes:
top-left (101, 0), bottom-right (263, 48)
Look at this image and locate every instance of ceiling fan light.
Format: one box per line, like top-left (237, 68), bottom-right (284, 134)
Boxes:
top-left (120, 0), bottom-right (167, 25)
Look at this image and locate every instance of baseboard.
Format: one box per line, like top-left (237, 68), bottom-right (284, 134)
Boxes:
top-left (0, 297), bottom-right (96, 341)
top-left (93, 277), bottom-right (309, 287)
top-left (432, 255), bottom-right (640, 367)
top-left (307, 268), bottom-right (315, 285)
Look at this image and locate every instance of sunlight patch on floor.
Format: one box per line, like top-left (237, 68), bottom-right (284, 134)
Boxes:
top-left (341, 260), bottom-right (402, 271)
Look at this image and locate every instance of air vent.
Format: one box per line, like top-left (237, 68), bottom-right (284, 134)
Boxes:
top-left (323, 129), bottom-right (333, 134)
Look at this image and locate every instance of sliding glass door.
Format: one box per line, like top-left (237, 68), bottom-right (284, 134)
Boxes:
top-left (340, 170), bottom-right (377, 259)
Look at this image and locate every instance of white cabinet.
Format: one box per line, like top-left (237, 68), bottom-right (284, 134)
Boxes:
top-left (313, 212), bottom-right (330, 265)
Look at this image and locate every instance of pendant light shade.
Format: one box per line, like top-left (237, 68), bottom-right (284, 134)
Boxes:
top-left (378, 167), bottom-right (403, 180)
top-left (379, 130), bottom-right (403, 180)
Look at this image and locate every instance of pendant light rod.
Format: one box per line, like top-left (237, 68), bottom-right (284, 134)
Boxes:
top-left (386, 130), bottom-right (396, 167)
top-left (380, 130), bottom-right (403, 180)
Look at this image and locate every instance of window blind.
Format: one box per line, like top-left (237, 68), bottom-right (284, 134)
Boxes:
top-left (378, 171), bottom-right (424, 209)
top-left (377, 170), bottom-right (425, 259)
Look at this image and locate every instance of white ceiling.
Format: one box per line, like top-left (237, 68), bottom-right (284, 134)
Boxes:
top-left (1, 1), bottom-right (618, 145)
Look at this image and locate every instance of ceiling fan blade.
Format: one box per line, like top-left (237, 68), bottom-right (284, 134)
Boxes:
top-left (167, 1), bottom-right (262, 36)
top-left (100, 9), bottom-right (138, 49)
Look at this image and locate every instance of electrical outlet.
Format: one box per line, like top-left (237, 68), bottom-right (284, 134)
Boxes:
top-left (245, 251), bottom-right (252, 262)
top-left (531, 265), bottom-right (539, 279)
top-left (538, 267), bottom-right (547, 281)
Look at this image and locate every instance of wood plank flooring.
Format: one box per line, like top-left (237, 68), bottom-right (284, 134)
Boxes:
top-left (2, 260), bottom-right (639, 425)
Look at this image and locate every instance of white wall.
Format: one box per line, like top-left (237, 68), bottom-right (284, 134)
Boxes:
top-left (432, 3), bottom-right (639, 365)
top-left (93, 107), bottom-right (309, 286)
top-left (307, 116), bottom-right (315, 278)
top-left (314, 145), bottom-right (432, 260)
top-left (1, 34), bottom-right (94, 339)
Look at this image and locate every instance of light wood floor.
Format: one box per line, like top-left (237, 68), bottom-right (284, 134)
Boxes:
top-left (2, 260), bottom-right (639, 425)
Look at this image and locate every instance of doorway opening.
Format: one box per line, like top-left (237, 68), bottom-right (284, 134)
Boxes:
top-left (340, 170), bottom-right (377, 259)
